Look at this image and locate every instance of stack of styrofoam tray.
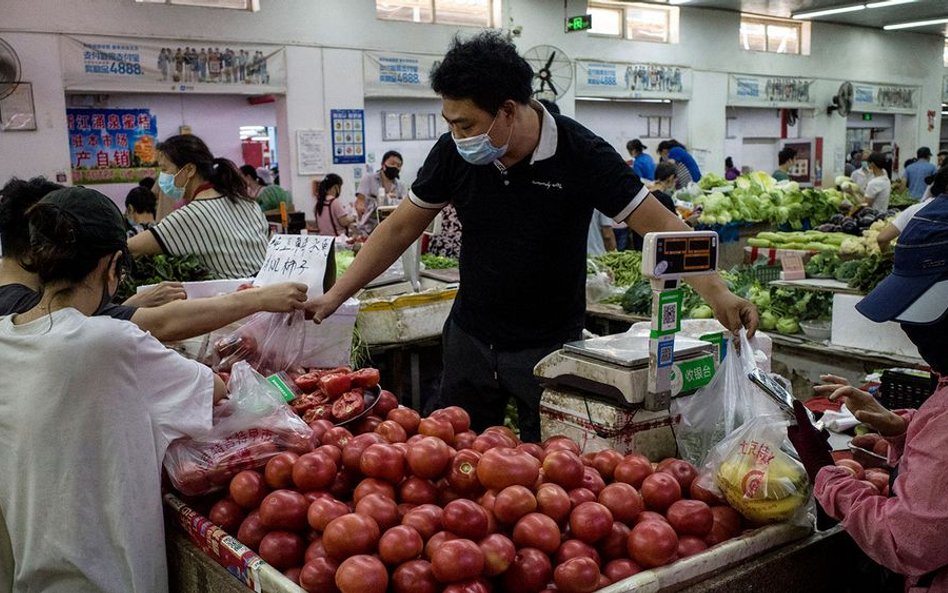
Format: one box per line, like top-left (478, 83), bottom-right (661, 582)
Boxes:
top-left (357, 282), bottom-right (457, 345)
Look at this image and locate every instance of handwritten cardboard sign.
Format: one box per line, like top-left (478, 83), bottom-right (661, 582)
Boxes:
top-left (779, 252), bottom-right (806, 281)
top-left (253, 234), bottom-right (335, 297)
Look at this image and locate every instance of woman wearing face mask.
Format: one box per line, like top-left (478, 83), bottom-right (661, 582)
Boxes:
top-left (128, 134), bottom-right (269, 279)
top-left (314, 173), bottom-right (355, 237)
top-left (355, 150), bottom-right (407, 235)
top-left (788, 199), bottom-right (948, 592)
top-left (0, 186), bottom-right (225, 593)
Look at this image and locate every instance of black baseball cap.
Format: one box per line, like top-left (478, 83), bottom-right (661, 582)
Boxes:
top-left (628, 139), bottom-right (647, 152)
top-left (35, 186), bottom-right (128, 254)
top-left (917, 147), bottom-right (932, 159)
top-left (856, 199), bottom-right (948, 325)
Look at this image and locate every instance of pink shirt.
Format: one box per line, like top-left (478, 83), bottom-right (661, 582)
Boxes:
top-left (816, 381), bottom-right (948, 591)
top-left (314, 197), bottom-right (349, 236)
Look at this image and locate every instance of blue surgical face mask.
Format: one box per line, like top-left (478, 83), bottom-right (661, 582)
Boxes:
top-left (158, 169), bottom-right (186, 201)
top-left (860, 160), bottom-right (869, 170)
top-left (453, 112), bottom-right (513, 166)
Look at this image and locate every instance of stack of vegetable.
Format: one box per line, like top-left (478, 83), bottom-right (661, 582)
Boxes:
top-left (814, 208), bottom-right (896, 236)
top-left (421, 254), bottom-right (460, 270)
top-left (590, 251), bottom-right (643, 288)
top-left (805, 253), bottom-right (894, 293)
top-left (690, 172), bottom-right (844, 229)
top-left (747, 230), bottom-right (849, 253)
top-left (115, 254), bottom-right (212, 302)
top-left (620, 263), bottom-right (832, 335)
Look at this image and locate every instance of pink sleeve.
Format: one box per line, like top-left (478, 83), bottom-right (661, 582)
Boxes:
top-left (885, 409), bottom-right (916, 463)
top-left (815, 409), bottom-right (948, 578)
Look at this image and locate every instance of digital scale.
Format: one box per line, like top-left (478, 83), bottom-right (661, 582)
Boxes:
top-left (535, 231), bottom-right (721, 411)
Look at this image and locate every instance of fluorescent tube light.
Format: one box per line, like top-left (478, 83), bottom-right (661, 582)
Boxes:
top-left (866, 0), bottom-right (918, 7)
top-left (792, 4), bottom-right (865, 19)
top-left (884, 17), bottom-right (948, 29)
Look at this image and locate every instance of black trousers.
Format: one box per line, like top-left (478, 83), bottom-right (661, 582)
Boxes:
top-left (439, 318), bottom-right (574, 443)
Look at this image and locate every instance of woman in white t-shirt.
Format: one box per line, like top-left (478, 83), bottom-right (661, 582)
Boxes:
top-left (0, 186), bottom-right (225, 593)
top-left (863, 151), bottom-right (892, 213)
top-left (128, 134), bottom-right (269, 279)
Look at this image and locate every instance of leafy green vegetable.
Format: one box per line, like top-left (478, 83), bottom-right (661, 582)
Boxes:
top-left (777, 317), bottom-right (800, 335)
top-left (847, 255), bottom-right (893, 293)
top-left (620, 282), bottom-right (654, 316)
top-left (834, 259), bottom-right (861, 282)
top-left (421, 254), bottom-right (459, 269)
top-left (115, 254), bottom-right (212, 302)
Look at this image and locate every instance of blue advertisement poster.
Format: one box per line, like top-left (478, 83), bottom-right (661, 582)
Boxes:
top-left (330, 109), bottom-right (365, 165)
top-left (67, 108), bottom-right (158, 184)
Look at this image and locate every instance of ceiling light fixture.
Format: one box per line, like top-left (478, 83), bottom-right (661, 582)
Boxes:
top-left (866, 0), bottom-right (918, 7)
top-left (884, 17), bottom-right (948, 30)
top-left (792, 4), bottom-right (866, 19)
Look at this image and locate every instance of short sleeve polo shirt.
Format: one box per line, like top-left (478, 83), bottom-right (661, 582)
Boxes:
top-left (411, 102), bottom-right (649, 348)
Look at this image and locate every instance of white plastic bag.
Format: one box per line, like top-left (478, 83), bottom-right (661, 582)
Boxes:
top-left (163, 362), bottom-right (313, 496)
top-left (671, 329), bottom-right (782, 467)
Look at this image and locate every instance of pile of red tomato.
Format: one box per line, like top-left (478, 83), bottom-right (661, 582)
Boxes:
top-left (206, 402), bottom-right (749, 593)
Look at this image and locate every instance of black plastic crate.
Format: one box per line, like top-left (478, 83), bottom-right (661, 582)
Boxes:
top-left (753, 265), bottom-right (782, 284)
top-left (879, 369), bottom-right (936, 410)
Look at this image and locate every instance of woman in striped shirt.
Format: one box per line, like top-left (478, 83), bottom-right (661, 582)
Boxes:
top-left (128, 135), bottom-right (269, 279)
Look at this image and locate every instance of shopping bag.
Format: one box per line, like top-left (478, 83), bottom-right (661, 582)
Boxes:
top-left (671, 329), bottom-right (781, 467)
top-left (164, 362), bottom-right (314, 496)
top-left (697, 413), bottom-right (812, 527)
top-left (209, 309), bottom-right (307, 376)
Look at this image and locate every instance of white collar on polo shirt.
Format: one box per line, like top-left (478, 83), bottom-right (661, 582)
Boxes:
top-left (530, 99), bottom-right (558, 165)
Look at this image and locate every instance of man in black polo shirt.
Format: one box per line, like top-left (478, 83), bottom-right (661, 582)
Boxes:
top-left (306, 32), bottom-right (757, 441)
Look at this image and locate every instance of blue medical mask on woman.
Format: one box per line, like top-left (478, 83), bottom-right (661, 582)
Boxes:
top-left (158, 169), bottom-right (186, 201)
top-left (453, 113), bottom-right (513, 166)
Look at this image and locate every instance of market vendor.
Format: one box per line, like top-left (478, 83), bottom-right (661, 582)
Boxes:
top-left (127, 134), bottom-right (270, 279)
top-left (789, 198), bottom-right (948, 592)
top-left (355, 150), bottom-right (408, 235)
top-left (0, 177), bottom-right (308, 342)
top-left (305, 31), bottom-right (757, 442)
top-left (0, 186), bottom-right (226, 593)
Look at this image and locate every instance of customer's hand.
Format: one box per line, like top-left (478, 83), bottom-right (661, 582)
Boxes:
top-left (123, 281), bottom-right (186, 308)
top-left (828, 386), bottom-right (907, 438)
top-left (251, 282), bottom-right (308, 313)
top-left (786, 400), bottom-right (835, 483)
top-left (812, 374), bottom-right (850, 396)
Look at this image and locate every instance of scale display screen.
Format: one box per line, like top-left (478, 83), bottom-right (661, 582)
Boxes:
top-left (641, 231), bottom-right (719, 279)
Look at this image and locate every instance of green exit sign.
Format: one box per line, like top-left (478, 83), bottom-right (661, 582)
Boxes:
top-left (565, 14), bottom-right (592, 32)
top-left (862, 113), bottom-right (873, 121)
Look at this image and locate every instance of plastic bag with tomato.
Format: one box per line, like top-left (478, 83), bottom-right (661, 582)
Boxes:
top-left (671, 329), bottom-right (781, 468)
top-left (163, 362), bottom-right (314, 496)
top-left (210, 309), bottom-right (307, 376)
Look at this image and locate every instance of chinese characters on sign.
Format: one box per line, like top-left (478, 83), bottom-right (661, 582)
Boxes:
top-left (66, 108), bottom-right (158, 184)
top-left (853, 83), bottom-right (917, 112)
top-left (330, 110), bottom-right (365, 165)
top-left (576, 61), bottom-right (691, 99)
top-left (363, 52), bottom-right (439, 98)
top-left (253, 234), bottom-right (335, 297)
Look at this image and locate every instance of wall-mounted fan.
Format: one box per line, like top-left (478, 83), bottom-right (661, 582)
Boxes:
top-left (0, 38), bottom-right (22, 101)
top-left (522, 45), bottom-right (573, 101)
top-left (827, 82), bottom-right (854, 117)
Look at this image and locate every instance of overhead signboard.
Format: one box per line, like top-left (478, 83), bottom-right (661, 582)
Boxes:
top-left (576, 61), bottom-right (691, 100)
top-left (850, 82), bottom-right (918, 114)
top-left (727, 74), bottom-right (816, 108)
top-left (363, 51), bottom-right (440, 99)
top-left (61, 35), bottom-right (286, 94)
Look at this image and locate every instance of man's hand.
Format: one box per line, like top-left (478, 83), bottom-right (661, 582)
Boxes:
top-left (251, 283), bottom-right (308, 313)
top-left (123, 281), bottom-right (186, 308)
top-left (827, 385), bottom-right (907, 438)
top-left (704, 288), bottom-right (759, 338)
top-left (304, 293), bottom-right (343, 324)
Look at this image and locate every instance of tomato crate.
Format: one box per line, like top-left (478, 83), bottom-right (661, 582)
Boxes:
top-left (879, 369), bottom-right (936, 410)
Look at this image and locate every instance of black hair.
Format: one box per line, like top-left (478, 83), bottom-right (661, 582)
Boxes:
top-left (778, 148), bottom-right (797, 166)
top-left (932, 166), bottom-right (948, 197)
top-left (626, 140), bottom-right (639, 154)
top-left (24, 202), bottom-right (125, 286)
top-left (0, 177), bottom-right (63, 259)
top-left (138, 176), bottom-right (155, 190)
top-left (239, 164), bottom-right (267, 186)
top-left (156, 135), bottom-right (251, 201)
top-left (654, 162), bottom-right (677, 183)
top-left (537, 99), bottom-right (560, 115)
top-left (125, 186), bottom-right (157, 216)
top-left (315, 173), bottom-right (343, 217)
top-left (430, 31), bottom-right (533, 114)
top-left (658, 140), bottom-right (685, 153)
top-left (381, 151), bottom-right (403, 166)
top-left (725, 157), bottom-right (734, 169)
top-left (867, 151), bottom-right (886, 170)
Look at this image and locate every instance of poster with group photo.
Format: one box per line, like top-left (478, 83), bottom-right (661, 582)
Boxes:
top-left (67, 108), bottom-right (158, 184)
top-left (575, 61), bottom-right (691, 100)
top-left (61, 35), bottom-right (286, 95)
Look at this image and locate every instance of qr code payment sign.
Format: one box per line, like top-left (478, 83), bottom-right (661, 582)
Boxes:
top-left (661, 302), bottom-right (678, 331)
top-left (657, 340), bottom-right (674, 367)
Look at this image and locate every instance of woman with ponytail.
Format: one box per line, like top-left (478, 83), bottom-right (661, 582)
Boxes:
top-left (313, 173), bottom-right (355, 237)
top-left (0, 186), bottom-right (225, 593)
top-left (128, 134), bottom-right (269, 278)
